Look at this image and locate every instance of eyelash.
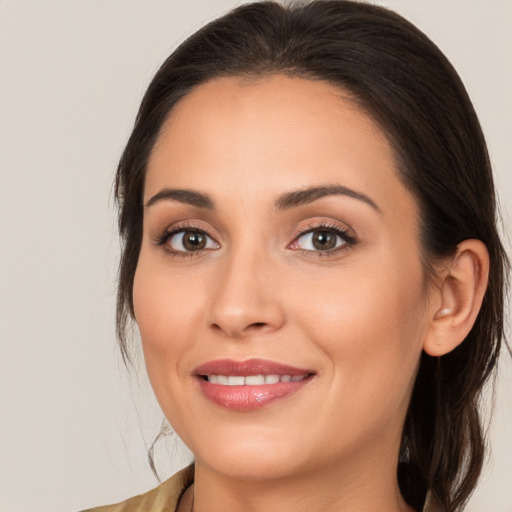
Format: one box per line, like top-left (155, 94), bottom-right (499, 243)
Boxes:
top-left (291, 222), bottom-right (356, 256)
top-left (155, 222), bottom-right (217, 258)
top-left (155, 221), bottom-right (356, 258)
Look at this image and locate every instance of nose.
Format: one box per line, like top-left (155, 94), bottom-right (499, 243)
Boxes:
top-left (207, 247), bottom-right (286, 339)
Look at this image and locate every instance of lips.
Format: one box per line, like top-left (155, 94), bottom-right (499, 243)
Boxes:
top-left (194, 358), bottom-right (315, 411)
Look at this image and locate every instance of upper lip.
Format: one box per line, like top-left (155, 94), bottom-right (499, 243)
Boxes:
top-left (194, 358), bottom-right (314, 377)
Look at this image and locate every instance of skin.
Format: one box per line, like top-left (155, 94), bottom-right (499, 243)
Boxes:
top-left (133, 75), bottom-right (453, 512)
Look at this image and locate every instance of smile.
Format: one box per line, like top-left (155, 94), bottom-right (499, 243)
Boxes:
top-left (205, 374), bottom-right (309, 385)
top-left (194, 359), bottom-right (315, 411)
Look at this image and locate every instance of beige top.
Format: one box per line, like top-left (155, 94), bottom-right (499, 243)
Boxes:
top-left (81, 466), bottom-right (194, 512)
top-left (81, 465), bottom-right (442, 512)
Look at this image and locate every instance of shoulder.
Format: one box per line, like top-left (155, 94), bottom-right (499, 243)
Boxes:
top-left (79, 465), bottom-right (194, 512)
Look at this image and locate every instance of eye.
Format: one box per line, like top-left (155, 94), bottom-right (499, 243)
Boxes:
top-left (165, 229), bottom-right (219, 252)
top-left (291, 227), bottom-right (354, 252)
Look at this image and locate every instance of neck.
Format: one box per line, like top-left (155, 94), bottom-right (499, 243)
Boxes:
top-left (190, 450), bottom-right (415, 512)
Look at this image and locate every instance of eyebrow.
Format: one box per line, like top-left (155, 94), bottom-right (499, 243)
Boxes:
top-left (275, 184), bottom-right (381, 212)
top-left (145, 188), bottom-right (215, 209)
top-left (144, 184), bottom-right (380, 213)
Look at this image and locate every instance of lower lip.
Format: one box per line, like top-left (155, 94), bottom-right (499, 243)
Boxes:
top-left (197, 376), bottom-right (313, 411)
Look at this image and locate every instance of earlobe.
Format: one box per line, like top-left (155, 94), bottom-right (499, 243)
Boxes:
top-left (423, 239), bottom-right (489, 357)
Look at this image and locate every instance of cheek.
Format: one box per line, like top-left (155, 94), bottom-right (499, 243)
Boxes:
top-left (132, 254), bottom-right (201, 388)
top-left (291, 251), bottom-right (428, 412)
top-left (133, 251), bottom-right (203, 342)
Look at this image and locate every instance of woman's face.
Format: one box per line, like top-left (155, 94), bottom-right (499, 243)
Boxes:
top-left (134, 75), bottom-right (433, 480)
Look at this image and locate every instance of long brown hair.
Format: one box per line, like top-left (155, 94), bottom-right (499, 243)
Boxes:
top-left (114, 2), bottom-right (509, 510)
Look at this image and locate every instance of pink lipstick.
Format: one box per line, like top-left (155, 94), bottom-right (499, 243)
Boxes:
top-left (194, 358), bottom-right (315, 411)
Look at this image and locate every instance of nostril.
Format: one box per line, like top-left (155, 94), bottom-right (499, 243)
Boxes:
top-left (249, 322), bottom-right (266, 328)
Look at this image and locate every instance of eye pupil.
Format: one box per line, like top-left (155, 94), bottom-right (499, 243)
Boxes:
top-left (183, 231), bottom-right (206, 250)
top-left (312, 230), bottom-right (336, 250)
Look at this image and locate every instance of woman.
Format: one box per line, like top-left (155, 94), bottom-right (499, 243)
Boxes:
top-left (83, 1), bottom-right (508, 511)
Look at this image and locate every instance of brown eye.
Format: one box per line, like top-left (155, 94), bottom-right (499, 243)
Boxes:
top-left (293, 228), bottom-right (351, 252)
top-left (183, 231), bottom-right (206, 250)
top-left (168, 230), bottom-right (218, 252)
top-left (311, 231), bottom-right (337, 250)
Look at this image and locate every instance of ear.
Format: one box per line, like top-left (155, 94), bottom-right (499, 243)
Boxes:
top-left (423, 239), bottom-right (489, 357)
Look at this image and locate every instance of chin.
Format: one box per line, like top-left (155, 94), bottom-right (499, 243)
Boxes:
top-left (203, 453), bottom-right (302, 481)
top-left (191, 431), bottom-right (307, 481)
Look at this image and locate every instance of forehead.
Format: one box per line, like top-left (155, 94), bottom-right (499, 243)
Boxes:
top-left (145, 74), bottom-right (416, 221)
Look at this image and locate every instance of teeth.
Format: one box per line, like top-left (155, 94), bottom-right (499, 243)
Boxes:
top-left (227, 376), bottom-right (245, 386)
top-left (217, 375), bottom-right (228, 385)
top-left (206, 374), bottom-right (307, 385)
top-left (245, 375), bottom-right (265, 385)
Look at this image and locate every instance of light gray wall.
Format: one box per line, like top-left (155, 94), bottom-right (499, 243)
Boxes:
top-left (0, 1), bottom-right (510, 511)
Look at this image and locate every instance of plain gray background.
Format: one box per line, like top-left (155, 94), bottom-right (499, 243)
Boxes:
top-left (1, 1), bottom-right (510, 511)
